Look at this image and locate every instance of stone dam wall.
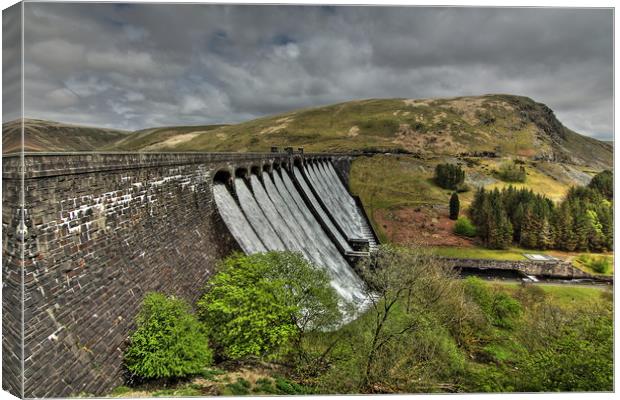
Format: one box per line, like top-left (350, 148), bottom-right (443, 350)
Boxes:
top-left (2, 152), bottom-right (353, 398)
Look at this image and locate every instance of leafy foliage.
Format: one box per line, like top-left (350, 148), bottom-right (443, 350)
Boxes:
top-left (348, 245), bottom-right (463, 392)
top-left (454, 216), bottom-right (477, 237)
top-left (513, 298), bottom-right (613, 391)
top-left (434, 163), bottom-right (465, 190)
top-left (124, 293), bottom-right (213, 380)
top-left (576, 254), bottom-right (611, 274)
top-left (463, 277), bottom-right (522, 330)
top-left (118, 251), bottom-right (613, 396)
top-left (197, 252), bottom-right (341, 360)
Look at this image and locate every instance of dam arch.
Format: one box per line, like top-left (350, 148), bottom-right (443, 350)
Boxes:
top-left (213, 169), bottom-right (232, 184)
top-left (235, 166), bottom-right (249, 179)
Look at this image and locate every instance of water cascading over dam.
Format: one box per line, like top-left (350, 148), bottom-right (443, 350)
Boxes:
top-left (213, 160), bottom-right (375, 307)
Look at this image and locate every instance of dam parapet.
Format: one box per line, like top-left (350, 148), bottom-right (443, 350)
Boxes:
top-left (1, 151), bottom-right (377, 397)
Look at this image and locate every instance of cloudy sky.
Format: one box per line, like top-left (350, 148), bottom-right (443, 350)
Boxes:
top-left (4, 3), bottom-right (614, 139)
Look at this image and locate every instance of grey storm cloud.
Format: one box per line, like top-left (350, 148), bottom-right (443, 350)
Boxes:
top-left (5, 3), bottom-right (613, 139)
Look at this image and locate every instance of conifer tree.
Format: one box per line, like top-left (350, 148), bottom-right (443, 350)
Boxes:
top-left (553, 202), bottom-right (576, 251)
top-left (537, 217), bottom-right (553, 249)
top-left (449, 192), bottom-right (460, 220)
top-left (519, 204), bottom-right (538, 249)
top-left (572, 205), bottom-right (590, 252)
top-left (513, 203), bottom-right (525, 242)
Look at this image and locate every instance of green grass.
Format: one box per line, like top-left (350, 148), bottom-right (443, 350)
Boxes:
top-left (350, 155), bottom-right (449, 210)
top-left (100, 94), bottom-right (612, 171)
top-left (486, 161), bottom-right (571, 202)
top-left (428, 246), bottom-right (531, 261)
top-left (492, 282), bottom-right (609, 308)
top-left (572, 254), bottom-right (614, 276)
top-left (348, 154), bottom-right (601, 248)
top-left (109, 386), bottom-right (131, 397)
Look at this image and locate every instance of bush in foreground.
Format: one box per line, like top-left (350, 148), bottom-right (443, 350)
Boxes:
top-left (124, 292), bottom-right (212, 380)
top-left (197, 251), bottom-right (341, 360)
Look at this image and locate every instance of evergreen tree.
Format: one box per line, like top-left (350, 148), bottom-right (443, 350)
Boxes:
top-left (435, 163), bottom-right (465, 190)
top-left (597, 204), bottom-right (613, 251)
top-left (468, 181), bottom-right (610, 253)
top-left (553, 202), bottom-right (577, 251)
top-left (588, 170), bottom-right (613, 200)
top-left (537, 217), bottom-right (554, 250)
top-left (469, 188), bottom-right (487, 228)
top-left (449, 192), bottom-right (460, 220)
top-left (572, 205), bottom-right (590, 252)
top-left (519, 204), bottom-right (538, 249)
top-left (486, 190), bottom-right (513, 249)
top-left (585, 209), bottom-right (605, 252)
top-left (513, 203), bottom-right (525, 242)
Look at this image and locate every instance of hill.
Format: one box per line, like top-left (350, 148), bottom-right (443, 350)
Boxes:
top-left (2, 119), bottom-right (130, 153)
top-left (105, 124), bottom-right (228, 151)
top-left (109, 94), bottom-right (612, 170)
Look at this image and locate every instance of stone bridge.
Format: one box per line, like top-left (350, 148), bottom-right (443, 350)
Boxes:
top-left (444, 257), bottom-right (596, 279)
top-left (2, 151), bottom-right (354, 398)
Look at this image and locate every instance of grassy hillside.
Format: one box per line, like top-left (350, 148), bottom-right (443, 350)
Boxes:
top-left (6, 95), bottom-right (612, 170)
top-left (2, 119), bottom-right (130, 153)
top-left (348, 154), bottom-right (601, 252)
top-left (107, 124), bottom-right (228, 151)
top-left (112, 94), bottom-right (612, 170)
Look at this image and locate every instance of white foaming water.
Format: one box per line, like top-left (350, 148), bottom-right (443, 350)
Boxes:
top-left (276, 169), bottom-right (367, 306)
top-left (293, 166), bottom-right (353, 253)
top-left (317, 162), bottom-right (364, 234)
top-left (234, 178), bottom-right (286, 251)
top-left (250, 174), bottom-right (303, 253)
top-left (213, 168), bottom-right (370, 313)
top-left (212, 183), bottom-right (266, 254)
top-left (305, 164), bottom-right (361, 240)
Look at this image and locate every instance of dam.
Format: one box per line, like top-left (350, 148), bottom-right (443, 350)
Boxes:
top-left (1, 151), bottom-right (378, 397)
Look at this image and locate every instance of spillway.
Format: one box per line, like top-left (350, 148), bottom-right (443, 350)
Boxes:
top-left (213, 160), bottom-right (376, 309)
top-left (293, 166), bottom-right (353, 254)
top-left (235, 177), bottom-right (286, 251)
top-left (213, 183), bottom-right (266, 254)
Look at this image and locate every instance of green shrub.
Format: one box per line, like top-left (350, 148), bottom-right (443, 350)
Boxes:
top-left (124, 293), bottom-right (213, 380)
top-left (274, 377), bottom-right (315, 394)
top-left (514, 303), bottom-right (613, 391)
top-left (463, 277), bottom-right (521, 330)
top-left (576, 254), bottom-right (611, 274)
top-left (197, 251), bottom-right (341, 360)
top-left (496, 161), bottom-right (526, 182)
top-left (223, 378), bottom-right (251, 395)
top-left (454, 216), bottom-right (477, 237)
